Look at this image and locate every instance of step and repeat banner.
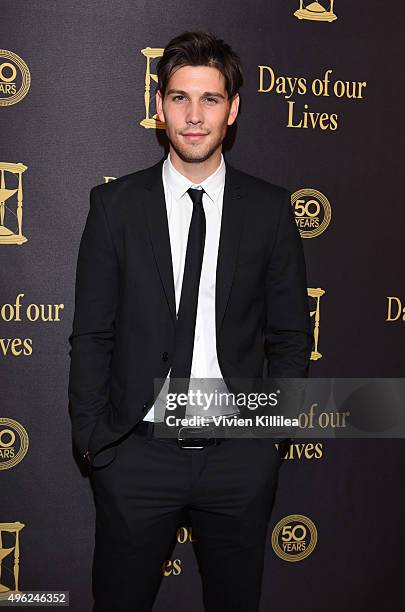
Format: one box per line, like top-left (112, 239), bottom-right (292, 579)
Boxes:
top-left (1, 1), bottom-right (404, 610)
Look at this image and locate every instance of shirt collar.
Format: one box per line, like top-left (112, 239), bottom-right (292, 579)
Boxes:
top-left (163, 151), bottom-right (225, 204)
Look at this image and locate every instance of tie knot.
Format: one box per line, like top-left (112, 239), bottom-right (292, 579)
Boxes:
top-left (187, 187), bottom-right (205, 206)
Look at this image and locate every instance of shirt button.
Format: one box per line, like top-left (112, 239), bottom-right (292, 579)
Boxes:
top-left (162, 351), bottom-right (169, 361)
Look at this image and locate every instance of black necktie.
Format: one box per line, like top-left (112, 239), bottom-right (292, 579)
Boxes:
top-left (165, 187), bottom-right (206, 423)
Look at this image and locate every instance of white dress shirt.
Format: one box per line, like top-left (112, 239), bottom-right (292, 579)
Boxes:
top-left (143, 152), bottom-right (238, 422)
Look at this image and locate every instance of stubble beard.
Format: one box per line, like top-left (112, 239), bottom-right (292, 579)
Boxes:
top-left (168, 129), bottom-right (225, 164)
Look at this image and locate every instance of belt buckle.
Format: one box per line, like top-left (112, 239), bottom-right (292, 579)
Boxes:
top-left (177, 426), bottom-right (209, 449)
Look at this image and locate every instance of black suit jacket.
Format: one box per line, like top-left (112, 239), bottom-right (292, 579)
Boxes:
top-left (68, 155), bottom-right (313, 467)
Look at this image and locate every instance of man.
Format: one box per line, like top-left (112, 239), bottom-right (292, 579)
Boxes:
top-left (68, 31), bottom-right (312, 612)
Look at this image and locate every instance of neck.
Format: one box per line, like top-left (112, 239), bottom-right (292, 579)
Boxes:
top-left (168, 146), bottom-right (222, 183)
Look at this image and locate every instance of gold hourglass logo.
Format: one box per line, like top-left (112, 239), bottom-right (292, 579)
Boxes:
top-left (308, 287), bottom-right (325, 360)
top-left (0, 522), bottom-right (25, 599)
top-left (294, 1), bottom-right (337, 22)
top-left (139, 47), bottom-right (165, 130)
top-left (0, 162), bottom-right (28, 245)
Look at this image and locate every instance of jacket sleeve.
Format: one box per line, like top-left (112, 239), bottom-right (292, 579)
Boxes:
top-left (264, 188), bottom-right (313, 379)
top-left (68, 186), bottom-right (119, 458)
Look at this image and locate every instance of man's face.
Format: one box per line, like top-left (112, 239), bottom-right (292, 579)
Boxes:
top-left (156, 65), bottom-right (239, 163)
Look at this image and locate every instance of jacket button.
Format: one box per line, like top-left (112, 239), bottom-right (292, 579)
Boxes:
top-left (162, 351), bottom-right (169, 361)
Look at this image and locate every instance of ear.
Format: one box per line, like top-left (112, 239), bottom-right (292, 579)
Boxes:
top-left (227, 93), bottom-right (240, 126)
top-left (156, 89), bottom-right (165, 124)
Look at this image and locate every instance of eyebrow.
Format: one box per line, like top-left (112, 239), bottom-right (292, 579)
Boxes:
top-left (166, 89), bottom-right (226, 100)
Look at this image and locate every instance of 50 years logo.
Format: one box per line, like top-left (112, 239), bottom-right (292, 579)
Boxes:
top-left (0, 418), bottom-right (29, 470)
top-left (271, 514), bottom-right (318, 561)
top-left (0, 50), bottom-right (31, 106)
top-left (292, 189), bottom-right (331, 239)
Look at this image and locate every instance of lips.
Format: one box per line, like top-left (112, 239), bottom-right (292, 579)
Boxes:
top-left (182, 133), bottom-right (208, 142)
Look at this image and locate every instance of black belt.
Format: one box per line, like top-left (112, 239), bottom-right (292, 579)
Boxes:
top-left (132, 420), bottom-right (292, 450)
top-left (132, 419), bottom-right (226, 449)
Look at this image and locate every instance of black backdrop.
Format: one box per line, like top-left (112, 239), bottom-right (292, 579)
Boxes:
top-left (1, 1), bottom-right (404, 610)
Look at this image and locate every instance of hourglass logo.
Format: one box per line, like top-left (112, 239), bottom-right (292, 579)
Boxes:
top-left (294, 1), bottom-right (337, 22)
top-left (308, 288), bottom-right (325, 361)
top-left (0, 522), bottom-right (25, 598)
top-left (139, 47), bottom-right (165, 130)
top-left (0, 418), bottom-right (29, 470)
top-left (0, 162), bottom-right (28, 245)
top-left (0, 50), bottom-right (31, 107)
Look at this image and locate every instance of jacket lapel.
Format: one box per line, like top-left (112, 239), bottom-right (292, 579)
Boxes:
top-left (215, 161), bottom-right (247, 332)
top-left (141, 154), bottom-right (247, 332)
top-left (142, 156), bottom-right (177, 322)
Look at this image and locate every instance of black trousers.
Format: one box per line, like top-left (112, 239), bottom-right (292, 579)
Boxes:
top-left (89, 424), bottom-right (285, 612)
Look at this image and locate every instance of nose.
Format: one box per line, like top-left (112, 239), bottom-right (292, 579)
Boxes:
top-left (185, 99), bottom-right (204, 126)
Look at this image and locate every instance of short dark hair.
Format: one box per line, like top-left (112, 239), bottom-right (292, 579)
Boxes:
top-left (156, 31), bottom-right (244, 101)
